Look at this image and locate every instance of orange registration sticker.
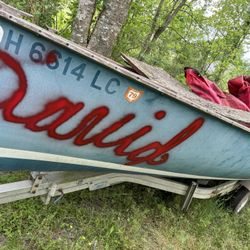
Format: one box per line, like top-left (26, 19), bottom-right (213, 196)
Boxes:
top-left (124, 87), bottom-right (144, 103)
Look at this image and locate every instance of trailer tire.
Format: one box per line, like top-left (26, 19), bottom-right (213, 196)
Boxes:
top-left (230, 186), bottom-right (250, 214)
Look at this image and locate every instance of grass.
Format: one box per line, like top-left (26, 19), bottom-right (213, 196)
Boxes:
top-left (0, 172), bottom-right (249, 250)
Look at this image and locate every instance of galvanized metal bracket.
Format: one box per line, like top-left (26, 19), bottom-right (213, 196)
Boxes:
top-left (181, 181), bottom-right (198, 212)
top-left (41, 184), bottom-right (58, 205)
top-left (30, 173), bottom-right (45, 194)
top-left (240, 180), bottom-right (250, 191)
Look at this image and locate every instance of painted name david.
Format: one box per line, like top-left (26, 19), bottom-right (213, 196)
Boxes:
top-left (0, 51), bottom-right (205, 166)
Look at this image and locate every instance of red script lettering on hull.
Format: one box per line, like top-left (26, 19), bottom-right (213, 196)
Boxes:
top-left (0, 51), bottom-right (205, 166)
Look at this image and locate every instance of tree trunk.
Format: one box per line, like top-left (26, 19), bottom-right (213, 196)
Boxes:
top-left (87, 0), bottom-right (132, 57)
top-left (72, 0), bottom-right (96, 46)
top-left (139, 0), bottom-right (187, 58)
top-left (138, 0), bottom-right (165, 59)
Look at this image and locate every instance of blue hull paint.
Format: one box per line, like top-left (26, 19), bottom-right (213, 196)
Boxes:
top-left (0, 153), bottom-right (248, 180)
top-left (0, 157), bottom-right (116, 174)
top-left (0, 14), bottom-right (249, 180)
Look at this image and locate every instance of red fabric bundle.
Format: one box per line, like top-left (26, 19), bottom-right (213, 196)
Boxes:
top-left (184, 67), bottom-right (250, 112)
top-left (228, 76), bottom-right (250, 109)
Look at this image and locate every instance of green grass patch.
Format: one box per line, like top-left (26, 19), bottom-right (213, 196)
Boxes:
top-left (0, 173), bottom-right (249, 250)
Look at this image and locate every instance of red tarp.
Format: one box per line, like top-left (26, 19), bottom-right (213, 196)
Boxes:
top-left (228, 76), bottom-right (250, 109)
top-left (184, 67), bottom-right (250, 112)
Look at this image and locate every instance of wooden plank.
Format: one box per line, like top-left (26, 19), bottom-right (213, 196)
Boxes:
top-left (0, 1), bottom-right (33, 18)
top-left (122, 55), bottom-right (250, 129)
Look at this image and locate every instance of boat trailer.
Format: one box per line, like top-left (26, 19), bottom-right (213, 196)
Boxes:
top-left (0, 171), bottom-right (249, 213)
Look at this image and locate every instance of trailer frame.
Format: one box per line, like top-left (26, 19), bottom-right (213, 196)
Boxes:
top-left (1, 171), bottom-right (249, 212)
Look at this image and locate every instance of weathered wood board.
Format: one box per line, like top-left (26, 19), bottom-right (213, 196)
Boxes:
top-left (122, 55), bottom-right (250, 131)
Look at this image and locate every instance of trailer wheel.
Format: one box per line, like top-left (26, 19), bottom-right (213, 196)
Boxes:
top-left (230, 186), bottom-right (250, 214)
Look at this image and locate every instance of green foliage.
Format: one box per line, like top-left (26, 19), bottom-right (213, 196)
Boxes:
top-left (51, 0), bottom-right (78, 38)
top-left (112, 0), bottom-right (158, 61)
top-left (113, 0), bottom-right (250, 88)
top-left (2, 0), bottom-right (61, 28)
